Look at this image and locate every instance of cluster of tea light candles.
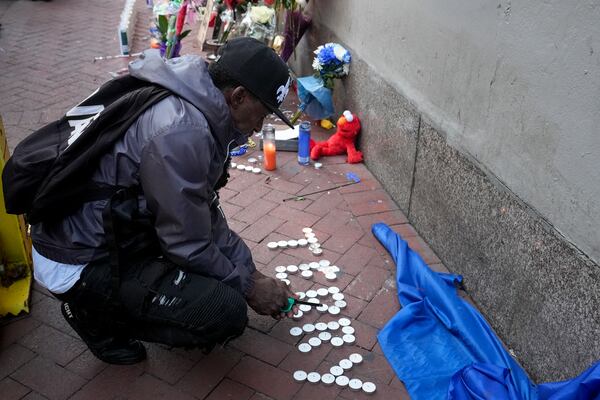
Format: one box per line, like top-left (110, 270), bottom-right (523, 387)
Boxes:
top-left (267, 227), bottom-right (325, 257)
top-left (271, 250), bottom-right (377, 393)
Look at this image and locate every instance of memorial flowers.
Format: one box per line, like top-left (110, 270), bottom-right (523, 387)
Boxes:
top-left (152, 0), bottom-right (192, 58)
top-left (312, 43), bottom-right (352, 89)
top-left (290, 42), bottom-right (352, 124)
top-left (249, 5), bottom-right (275, 24)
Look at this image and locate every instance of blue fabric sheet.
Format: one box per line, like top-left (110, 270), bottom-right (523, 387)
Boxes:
top-left (538, 361), bottom-right (600, 400)
top-left (296, 76), bottom-right (335, 120)
top-left (372, 223), bottom-right (600, 400)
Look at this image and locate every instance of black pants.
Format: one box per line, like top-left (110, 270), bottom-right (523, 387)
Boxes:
top-left (56, 256), bottom-right (248, 350)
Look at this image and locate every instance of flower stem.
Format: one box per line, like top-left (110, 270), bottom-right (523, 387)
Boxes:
top-left (290, 109), bottom-right (302, 124)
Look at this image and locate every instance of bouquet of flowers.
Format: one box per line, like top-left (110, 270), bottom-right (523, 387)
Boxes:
top-left (290, 43), bottom-right (352, 124)
top-left (152, 0), bottom-right (192, 58)
top-left (208, 0), bottom-right (260, 44)
top-left (280, 4), bottom-right (311, 61)
top-left (237, 4), bottom-right (276, 43)
top-left (312, 43), bottom-right (351, 89)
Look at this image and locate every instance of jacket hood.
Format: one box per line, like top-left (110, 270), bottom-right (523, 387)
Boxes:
top-left (128, 49), bottom-right (246, 147)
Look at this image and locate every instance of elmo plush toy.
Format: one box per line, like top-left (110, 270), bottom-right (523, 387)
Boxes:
top-left (310, 110), bottom-right (363, 163)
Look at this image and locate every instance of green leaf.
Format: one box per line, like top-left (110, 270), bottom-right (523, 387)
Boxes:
top-left (158, 15), bottom-right (168, 35)
top-left (178, 30), bottom-right (192, 40)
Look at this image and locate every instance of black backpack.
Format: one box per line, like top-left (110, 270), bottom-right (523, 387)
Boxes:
top-left (2, 75), bottom-right (172, 224)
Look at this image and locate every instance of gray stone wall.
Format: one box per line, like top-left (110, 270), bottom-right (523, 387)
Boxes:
top-left (289, 21), bottom-right (600, 382)
top-left (294, 0), bottom-right (600, 265)
top-left (411, 120), bottom-right (600, 381)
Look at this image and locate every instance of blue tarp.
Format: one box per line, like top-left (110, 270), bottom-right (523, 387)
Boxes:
top-left (372, 223), bottom-right (600, 400)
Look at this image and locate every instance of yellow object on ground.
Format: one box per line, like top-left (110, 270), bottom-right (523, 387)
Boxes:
top-left (0, 116), bottom-right (32, 317)
top-left (320, 119), bottom-right (335, 130)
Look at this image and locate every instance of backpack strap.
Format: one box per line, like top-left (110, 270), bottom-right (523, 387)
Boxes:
top-left (102, 186), bottom-right (162, 306)
top-left (102, 188), bottom-right (128, 308)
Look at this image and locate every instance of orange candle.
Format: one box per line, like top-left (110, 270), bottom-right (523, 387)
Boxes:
top-left (263, 142), bottom-right (277, 171)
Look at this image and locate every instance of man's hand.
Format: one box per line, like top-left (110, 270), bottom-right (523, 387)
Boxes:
top-left (246, 270), bottom-right (298, 319)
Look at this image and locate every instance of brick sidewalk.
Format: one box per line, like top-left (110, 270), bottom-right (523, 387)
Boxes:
top-left (0, 1), bottom-right (450, 399)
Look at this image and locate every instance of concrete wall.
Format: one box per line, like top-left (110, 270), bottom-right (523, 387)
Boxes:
top-left (289, 0), bottom-right (600, 381)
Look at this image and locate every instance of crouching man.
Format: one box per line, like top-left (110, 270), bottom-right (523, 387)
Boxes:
top-left (30, 38), bottom-right (297, 364)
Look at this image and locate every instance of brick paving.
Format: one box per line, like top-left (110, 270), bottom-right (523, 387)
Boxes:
top-left (0, 1), bottom-right (456, 399)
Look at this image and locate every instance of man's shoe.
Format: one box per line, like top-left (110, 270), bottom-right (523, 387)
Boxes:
top-left (61, 302), bottom-right (146, 365)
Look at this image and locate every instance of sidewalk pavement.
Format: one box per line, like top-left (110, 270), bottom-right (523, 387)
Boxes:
top-left (0, 1), bottom-right (452, 399)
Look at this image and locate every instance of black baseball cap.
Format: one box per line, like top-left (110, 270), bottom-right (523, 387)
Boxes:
top-left (215, 37), bottom-right (294, 128)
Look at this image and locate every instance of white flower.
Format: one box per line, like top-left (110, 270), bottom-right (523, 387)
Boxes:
top-left (333, 44), bottom-right (347, 62)
top-left (250, 6), bottom-right (275, 24)
top-left (314, 45), bottom-right (323, 55)
top-left (297, 0), bottom-right (307, 8)
top-left (312, 58), bottom-right (322, 71)
top-left (342, 63), bottom-right (350, 75)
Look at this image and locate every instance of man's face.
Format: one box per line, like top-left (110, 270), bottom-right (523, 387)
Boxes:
top-left (229, 87), bottom-right (271, 136)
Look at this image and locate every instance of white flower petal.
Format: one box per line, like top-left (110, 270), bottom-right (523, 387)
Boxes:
top-left (333, 45), bottom-right (346, 62)
top-left (312, 59), bottom-right (322, 71)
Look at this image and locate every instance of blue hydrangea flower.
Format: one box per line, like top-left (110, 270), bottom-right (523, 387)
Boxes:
top-left (312, 43), bottom-right (352, 87)
top-left (317, 44), bottom-right (340, 66)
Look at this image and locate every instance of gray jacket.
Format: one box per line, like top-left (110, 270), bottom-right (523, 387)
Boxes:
top-left (31, 50), bottom-right (255, 294)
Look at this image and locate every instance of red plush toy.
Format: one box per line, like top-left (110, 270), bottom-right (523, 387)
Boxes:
top-left (310, 110), bottom-right (363, 163)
